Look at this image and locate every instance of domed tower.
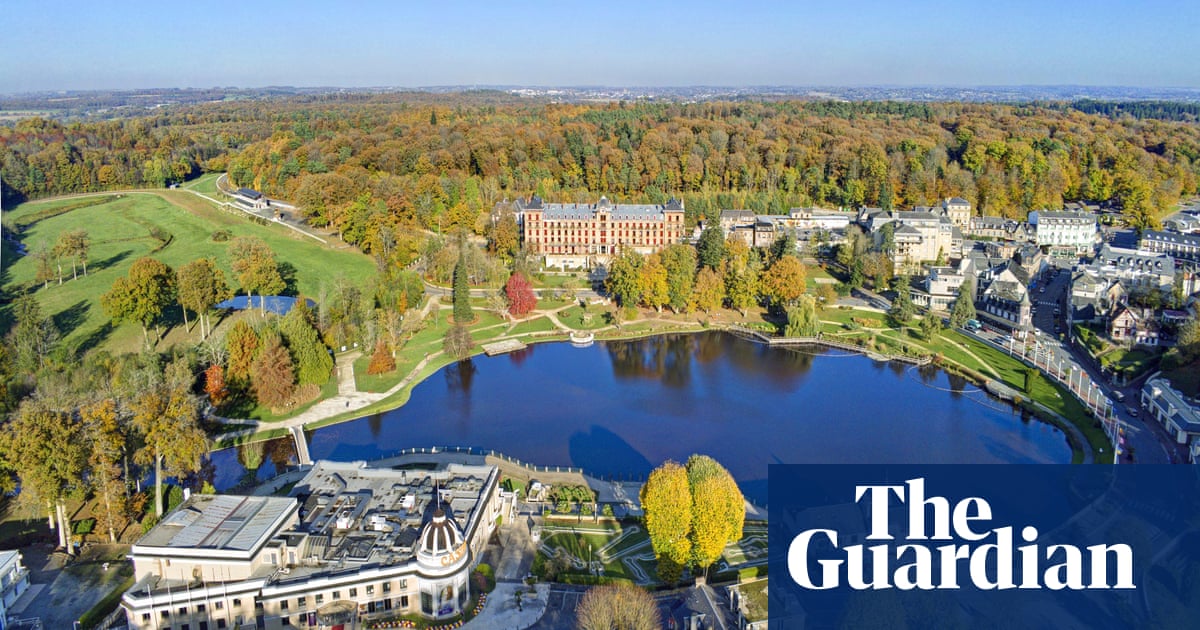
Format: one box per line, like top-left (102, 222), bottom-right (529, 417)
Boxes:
top-left (416, 509), bottom-right (471, 618)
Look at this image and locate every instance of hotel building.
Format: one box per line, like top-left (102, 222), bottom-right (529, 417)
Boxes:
top-left (508, 195), bottom-right (687, 268)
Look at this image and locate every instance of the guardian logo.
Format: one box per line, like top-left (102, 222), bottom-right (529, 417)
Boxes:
top-left (787, 478), bottom-right (1135, 591)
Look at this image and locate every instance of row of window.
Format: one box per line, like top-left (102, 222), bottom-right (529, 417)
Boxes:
top-left (143, 580), bottom-right (410, 626)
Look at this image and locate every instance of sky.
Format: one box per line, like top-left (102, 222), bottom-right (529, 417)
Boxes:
top-left (2, 0), bottom-right (1197, 93)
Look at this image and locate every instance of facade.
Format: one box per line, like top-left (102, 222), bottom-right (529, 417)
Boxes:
top-left (784, 207), bottom-right (853, 232)
top-left (1109, 306), bottom-right (1159, 346)
top-left (234, 188), bottom-right (270, 211)
top-left (122, 461), bottom-right (506, 630)
top-left (941, 197), bottom-right (972, 230)
top-left (512, 196), bottom-right (686, 268)
top-left (1140, 230), bottom-right (1200, 264)
top-left (914, 258), bottom-right (975, 311)
top-left (978, 267), bottom-right (1033, 336)
top-left (967, 216), bottom-right (1033, 242)
top-left (1030, 210), bottom-right (1097, 258)
top-left (1141, 377), bottom-right (1200, 447)
top-left (861, 209), bottom-right (962, 273)
top-left (0, 550), bottom-right (30, 628)
top-left (1093, 244), bottom-right (1175, 293)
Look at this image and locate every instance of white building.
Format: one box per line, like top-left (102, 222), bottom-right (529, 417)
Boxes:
top-left (0, 550), bottom-right (31, 628)
top-left (122, 461), bottom-right (507, 630)
top-left (1029, 210), bottom-right (1097, 258)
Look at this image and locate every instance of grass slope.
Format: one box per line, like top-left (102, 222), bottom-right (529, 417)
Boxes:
top-left (2, 191), bottom-right (376, 354)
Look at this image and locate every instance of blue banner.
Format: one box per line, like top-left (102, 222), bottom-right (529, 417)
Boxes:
top-left (768, 465), bottom-right (1200, 629)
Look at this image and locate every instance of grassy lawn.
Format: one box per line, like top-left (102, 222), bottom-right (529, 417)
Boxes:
top-left (1100, 346), bottom-right (1162, 378)
top-left (534, 521), bottom-right (650, 583)
top-left (556, 305), bottom-right (610, 330)
top-left (509, 315), bottom-right (559, 336)
top-left (531, 273), bottom-right (584, 289)
top-left (182, 172), bottom-right (223, 196)
top-left (2, 192), bottom-right (374, 354)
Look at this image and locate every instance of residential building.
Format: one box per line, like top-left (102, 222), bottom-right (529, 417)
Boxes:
top-left (1093, 244), bottom-right (1176, 293)
top-left (122, 461), bottom-right (507, 630)
top-left (940, 197), bottom-right (972, 230)
top-left (913, 258), bottom-right (976, 311)
top-left (0, 550), bottom-right (30, 627)
top-left (861, 208), bottom-right (962, 273)
top-left (1140, 230), bottom-right (1200, 264)
top-left (967, 216), bottom-right (1033, 242)
top-left (978, 267), bottom-right (1033, 336)
top-left (1163, 211), bottom-right (1200, 234)
top-left (1141, 377), bottom-right (1200, 447)
top-left (1108, 306), bottom-right (1159, 346)
top-left (1030, 210), bottom-right (1097, 258)
top-left (784, 207), bottom-right (853, 232)
top-left (510, 195), bottom-right (687, 268)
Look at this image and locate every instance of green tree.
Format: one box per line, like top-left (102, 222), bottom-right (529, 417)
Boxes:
top-left (889, 277), bottom-right (915, 323)
top-left (640, 460), bottom-right (693, 584)
top-left (919, 310), bottom-right (942, 340)
top-left (280, 302), bottom-right (334, 386)
top-left (761, 254), bottom-right (807, 308)
top-left (452, 241), bottom-right (473, 323)
top-left (229, 236), bottom-right (284, 312)
top-left (769, 231), bottom-right (797, 263)
top-left (692, 266), bottom-right (725, 313)
top-left (4, 295), bottom-right (59, 375)
top-left (576, 584), bottom-right (662, 630)
top-left (949, 277), bottom-right (977, 328)
top-left (81, 400), bottom-right (127, 543)
top-left (605, 249), bottom-right (644, 307)
top-left (697, 224), bottom-right (725, 270)
top-left (685, 454), bottom-right (745, 574)
top-left (785, 295), bottom-right (821, 337)
top-left (177, 258), bottom-right (233, 340)
top-left (660, 244), bottom-right (697, 313)
top-left (101, 257), bottom-right (177, 343)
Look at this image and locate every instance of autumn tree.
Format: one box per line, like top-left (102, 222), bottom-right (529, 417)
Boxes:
top-left (279, 302), bottom-right (333, 386)
top-left (692, 266), bottom-right (725, 313)
top-left (685, 454), bottom-right (745, 575)
top-left (204, 363), bottom-right (229, 407)
top-left (638, 254), bottom-right (669, 312)
top-left (81, 400), bottom-right (127, 543)
top-left (640, 460), bottom-right (692, 584)
top-left (488, 206), bottom-right (520, 262)
top-left (132, 378), bottom-right (208, 518)
top-left (251, 331), bottom-right (295, 409)
top-left (367, 340), bottom-right (396, 375)
top-left (229, 236), bottom-right (285, 311)
top-left (225, 320), bottom-right (260, 384)
top-left (53, 229), bottom-right (89, 280)
top-left (443, 323), bottom-right (474, 361)
top-left (177, 258), bottom-right (233, 339)
top-left (101, 256), bottom-right (177, 343)
top-left (949, 278), bottom-right (977, 328)
top-left (504, 272), bottom-right (537, 318)
top-left (576, 583), bottom-right (661, 630)
top-left (761, 254), bottom-right (807, 308)
top-left (0, 403), bottom-right (87, 553)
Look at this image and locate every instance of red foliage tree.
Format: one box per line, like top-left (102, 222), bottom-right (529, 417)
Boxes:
top-left (367, 340), bottom-right (396, 375)
top-left (204, 364), bottom-right (229, 407)
top-left (504, 272), bottom-right (537, 318)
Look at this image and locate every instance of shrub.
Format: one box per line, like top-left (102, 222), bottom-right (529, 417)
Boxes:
top-left (367, 340), bottom-right (396, 375)
top-left (211, 229), bottom-right (231, 242)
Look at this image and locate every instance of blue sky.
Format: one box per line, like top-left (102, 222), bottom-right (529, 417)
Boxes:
top-left (2, 0), bottom-right (1196, 92)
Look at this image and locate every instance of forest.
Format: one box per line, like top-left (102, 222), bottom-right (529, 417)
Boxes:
top-left (4, 95), bottom-right (1200, 252)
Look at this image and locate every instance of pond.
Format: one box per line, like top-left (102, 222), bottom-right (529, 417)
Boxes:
top-left (209, 332), bottom-right (1072, 503)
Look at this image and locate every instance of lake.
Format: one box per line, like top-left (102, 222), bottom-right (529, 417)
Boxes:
top-left (209, 332), bottom-right (1072, 503)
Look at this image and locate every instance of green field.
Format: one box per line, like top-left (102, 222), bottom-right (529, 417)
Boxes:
top-left (2, 191), bottom-right (375, 354)
top-left (182, 172), bottom-right (224, 196)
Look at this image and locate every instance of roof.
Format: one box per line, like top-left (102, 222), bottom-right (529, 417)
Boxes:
top-left (236, 187), bottom-right (263, 200)
top-left (1142, 230), bottom-right (1200, 247)
top-left (134, 495), bottom-right (297, 554)
top-left (947, 197), bottom-right (970, 205)
top-left (523, 198), bottom-right (683, 221)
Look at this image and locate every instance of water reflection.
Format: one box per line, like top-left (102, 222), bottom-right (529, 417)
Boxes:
top-left (206, 332), bottom-right (1073, 502)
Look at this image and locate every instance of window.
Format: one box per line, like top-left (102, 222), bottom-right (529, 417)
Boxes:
top-left (281, 616), bottom-right (291, 626)
top-left (315, 594), bottom-right (324, 605)
top-left (215, 601), bottom-right (224, 610)
top-left (197, 604), bottom-right (206, 612)
top-left (297, 596), bottom-right (306, 608)
top-left (366, 585), bottom-right (374, 595)
top-left (179, 607), bottom-right (188, 616)
top-left (383, 582), bottom-right (391, 593)
top-left (349, 587), bottom-right (357, 597)
top-left (217, 621), bottom-right (226, 629)
top-left (182, 625), bottom-right (190, 630)
top-left (199, 623), bottom-right (208, 630)
top-left (233, 599), bottom-right (242, 607)
top-left (162, 610), bottom-right (171, 620)
top-left (142, 613), bottom-right (151, 622)
top-left (400, 595), bottom-right (409, 608)
top-left (332, 591), bottom-right (340, 599)
top-left (281, 600), bottom-right (289, 611)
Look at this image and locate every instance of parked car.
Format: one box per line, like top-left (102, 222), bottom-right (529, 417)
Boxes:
top-left (1112, 391), bottom-right (1125, 403)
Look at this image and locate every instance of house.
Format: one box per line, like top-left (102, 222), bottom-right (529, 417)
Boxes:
top-left (862, 208), bottom-right (962, 273)
top-left (1141, 377), bottom-right (1200, 447)
top-left (978, 267), bottom-right (1034, 337)
top-left (233, 187), bottom-right (270, 211)
top-left (0, 550), bottom-right (30, 626)
top-left (1109, 306), bottom-right (1159, 346)
top-left (122, 461), bottom-right (507, 630)
top-left (941, 197), bottom-right (972, 230)
top-left (914, 258), bottom-right (976, 311)
top-left (1030, 210), bottom-right (1098, 258)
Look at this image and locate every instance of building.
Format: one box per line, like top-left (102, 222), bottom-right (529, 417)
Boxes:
top-left (0, 550), bottom-right (30, 627)
top-left (940, 197), bottom-right (972, 230)
top-left (1109, 306), bottom-right (1159, 346)
top-left (1141, 377), bottom-right (1200, 448)
top-left (1140, 230), bottom-right (1200, 264)
top-left (914, 258), bottom-right (975, 311)
top-left (122, 461), bottom-right (507, 630)
top-left (784, 207), bottom-right (853, 232)
top-left (978, 267), bottom-right (1033, 337)
top-left (967, 216), bottom-right (1033, 242)
top-left (511, 195), bottom-right (686, 268)
top-left (860, 208), bottom-right (962, 273)
top-left (1030, 210), bottom-right (1097, 258)
top-left (233, 188), bottom-right (270, 211)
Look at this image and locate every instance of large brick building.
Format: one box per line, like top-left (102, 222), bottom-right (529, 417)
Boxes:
top-left (507, 196), bottom-right (687, 268)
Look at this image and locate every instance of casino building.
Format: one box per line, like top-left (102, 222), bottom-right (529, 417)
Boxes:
top-left (505, 195), bottom-right (687, 268)
top-left (122, 461), bottom-right (507, 630)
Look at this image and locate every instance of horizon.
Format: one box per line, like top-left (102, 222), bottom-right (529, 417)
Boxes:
top-left (3, 1), bottom-right (1197, 94)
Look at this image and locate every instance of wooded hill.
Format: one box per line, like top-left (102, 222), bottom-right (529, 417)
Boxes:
top-left (4, 96), bottom-right (1199, 250)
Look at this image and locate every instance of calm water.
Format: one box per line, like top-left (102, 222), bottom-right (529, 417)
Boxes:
top-left (209, 332), bottom-right (1071, 502)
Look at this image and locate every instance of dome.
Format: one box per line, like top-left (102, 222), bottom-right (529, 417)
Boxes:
top-left (417, 509), bottom-right (467, 571)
